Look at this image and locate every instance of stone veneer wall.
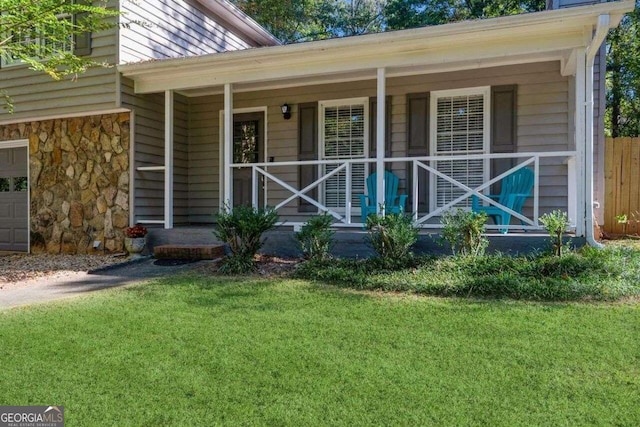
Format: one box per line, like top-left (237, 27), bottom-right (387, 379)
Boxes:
top-left (0, 113), bottom-right (130, 253)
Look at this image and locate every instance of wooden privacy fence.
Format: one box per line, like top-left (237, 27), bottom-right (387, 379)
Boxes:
top-left (604, 137), bottom-right (640, 234)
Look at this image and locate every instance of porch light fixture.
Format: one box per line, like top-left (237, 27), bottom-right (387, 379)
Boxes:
top-left (281, 103), bottom-right (291, 120)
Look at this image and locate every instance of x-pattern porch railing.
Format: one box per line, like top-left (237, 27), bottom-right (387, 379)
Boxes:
top-left (230, 151), bottom-right (576, 231)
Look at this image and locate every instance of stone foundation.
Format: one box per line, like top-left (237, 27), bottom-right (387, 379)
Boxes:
top-left (0, 113), bottom-right (131, 253)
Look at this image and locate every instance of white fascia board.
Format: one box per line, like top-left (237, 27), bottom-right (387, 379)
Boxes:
top-left (133, 31), bottom-right (584, 94)
top-left (178, 51), bottom-right (562, 97)
top-left (120, 0), bottom-right (634, 93)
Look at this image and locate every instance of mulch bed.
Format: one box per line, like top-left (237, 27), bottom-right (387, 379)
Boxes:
top-left (193, 254), bottom-right (301, 277)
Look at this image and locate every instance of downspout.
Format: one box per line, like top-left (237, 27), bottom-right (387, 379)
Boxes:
top-left (584, 14), bottom-right (610, 248)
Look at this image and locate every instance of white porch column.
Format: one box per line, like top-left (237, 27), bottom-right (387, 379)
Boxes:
top-left (223, 83), bottom-right (233, 208)
top-left (574, 48), bottom-right (587, 237)
top-left (376, 68), bottom-right (386, 215)
top-left (164, 90), bottom-right (174, 229)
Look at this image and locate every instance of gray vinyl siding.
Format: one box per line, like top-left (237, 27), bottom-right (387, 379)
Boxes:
top-left (123, 78), bottom-right (189, 225)
top-left (119, 0), bottom-right (252, 64)
top-left (0, 22), bottom-right (118, 121)
top-left (122, 78), bottom-right (165, 224)
top-left (188, 96), bottom-right (222, 223)
top-left (174, 94), bottom-right (189, 225)
top-left (186, 61), bottom-right (570, 223)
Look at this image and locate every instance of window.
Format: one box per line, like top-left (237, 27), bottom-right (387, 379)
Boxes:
top-left (0, 177), bottom-right (27, 192)
top-left (320, 99), bottom-right (368, 210)
top-left (430, 87), bottom-right (490, 209)
top-left (0, 178), bottom-right (9, 192)
top-left (1, 13), bottom-right (73, 67)
top-left (13, 177), bottom-right (28, 192)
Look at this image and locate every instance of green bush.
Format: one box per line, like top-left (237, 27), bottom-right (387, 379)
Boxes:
top-left (295, 214), bottom-right (334, 261)
top-left (214, 205), bottom-right (279, 274)
top-left (539, 210), bottom-right (570, 256)
top-left (440, 209), bottom-right (488, 257)
top-left (294, 246), bottom-right (640, 301)
top-left (366, 213), bottom-right (418, 267)
top-left (217, 254), bottom-right (256, 275)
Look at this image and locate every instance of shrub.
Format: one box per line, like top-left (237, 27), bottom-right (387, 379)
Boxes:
top-left (294, 247), bottom-right (640, 301)
top-left (214, 205), bottom-right (279, 274)
top-left (539, 210), bottom-right (570, 257)
top-left (295, 214), bottom-right (334, 261)
top-left (366, 213), bottom-right (418, 267)
top-left (440, 209), bottom-right (488, 257)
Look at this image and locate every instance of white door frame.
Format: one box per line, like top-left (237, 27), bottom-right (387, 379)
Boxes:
top-left (218, 106), bottom-right (269, 209)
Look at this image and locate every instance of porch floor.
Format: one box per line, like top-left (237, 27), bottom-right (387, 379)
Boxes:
top-left (147, 226), bottom-right (582, 258)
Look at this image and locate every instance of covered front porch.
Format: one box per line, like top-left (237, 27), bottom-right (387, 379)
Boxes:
top-left (119, 2), bottom-right (631, 240)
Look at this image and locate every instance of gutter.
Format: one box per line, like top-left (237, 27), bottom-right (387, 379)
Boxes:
top-left (584, 14), bottom-right (610, 248)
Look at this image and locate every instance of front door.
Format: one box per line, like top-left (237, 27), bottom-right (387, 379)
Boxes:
top-left (233, 112), bottom-right (264, 207)
top-left (0, 146), bottom-right (28, 252)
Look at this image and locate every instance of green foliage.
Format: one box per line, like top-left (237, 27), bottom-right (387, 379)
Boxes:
top-left (606, 1), bottom-right (640, 137)
top-left (440, 209), bottom-right (488, 257)
top-left (214, 205), bottom-right (279, 273)
top-left (217, 254), bottom-right (256, 275)
top-left (365, 213), bottom-right (418, 266)
top-left (235, 0), bottom-right (547, 43)
top-left (296, 245), bottom-right (640, 301)
top-left (539, 210), bottom-right (570, 257)
top-left (385, 0), bottom-right (545, 30)
top-left (295, 214), bottom-right (334, 260)
top-left (0, 0), bottom-right (122, 112)
top-left (233, 0), bottom-right (386, 43)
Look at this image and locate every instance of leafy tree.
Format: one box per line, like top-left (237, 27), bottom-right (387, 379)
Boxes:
top-left (233, 0), bottom-right (387, 42)
top-left (0, 0), bottom-right (119, 112)
top-left (606, 1), bottom-right (640, 137)
top-left (318, 0), bottom-right (387, 37)
top-left (232, 0), bottom-right (326, 42)
top-left (385, 0), bottom-right (545, 30)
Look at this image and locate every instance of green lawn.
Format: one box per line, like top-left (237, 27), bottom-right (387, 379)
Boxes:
top-left (1, 275), bottom-right (639, 426)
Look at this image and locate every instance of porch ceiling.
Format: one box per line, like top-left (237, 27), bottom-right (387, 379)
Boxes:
top-left (118, 1), bottom-right (633, 96)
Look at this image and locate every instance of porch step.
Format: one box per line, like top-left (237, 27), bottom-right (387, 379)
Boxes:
top-left (154, 244), bottom-right (226, 260)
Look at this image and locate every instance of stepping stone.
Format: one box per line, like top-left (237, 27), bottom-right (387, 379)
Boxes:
top-left (154, 244), bottom-right (225, 260)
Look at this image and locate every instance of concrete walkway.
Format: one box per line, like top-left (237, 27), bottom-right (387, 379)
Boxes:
top-left (0, 258), bottom-right (204, 310)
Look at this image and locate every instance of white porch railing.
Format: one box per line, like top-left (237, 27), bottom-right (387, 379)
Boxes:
top-left (230, 151), bottom-right (577, 231)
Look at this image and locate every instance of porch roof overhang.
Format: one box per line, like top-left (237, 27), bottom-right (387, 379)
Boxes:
top-left (118, 0), bottom-right (634, 96)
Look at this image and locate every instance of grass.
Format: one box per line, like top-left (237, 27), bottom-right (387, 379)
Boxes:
top-left (296, 246), bottom-right (640, 301)
top-left (1, 275), bottom-right (639, 425)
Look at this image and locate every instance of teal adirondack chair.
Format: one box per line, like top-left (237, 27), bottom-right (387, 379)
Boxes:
top-left (359, 171), bottom-right (408, 226)
top-left (471, 168), bottom-right (534, 234)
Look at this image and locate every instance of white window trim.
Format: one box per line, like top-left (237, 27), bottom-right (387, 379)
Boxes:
top-left (1, 13), bottom-right (73, 68)
top-left (428, 86), bottom-right (491, 211)
top-left (318, 97), bottom-right (369, 213)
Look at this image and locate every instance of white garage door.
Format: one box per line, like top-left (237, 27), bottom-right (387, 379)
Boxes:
top-left (0, 146), bottom-right (28, 252)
